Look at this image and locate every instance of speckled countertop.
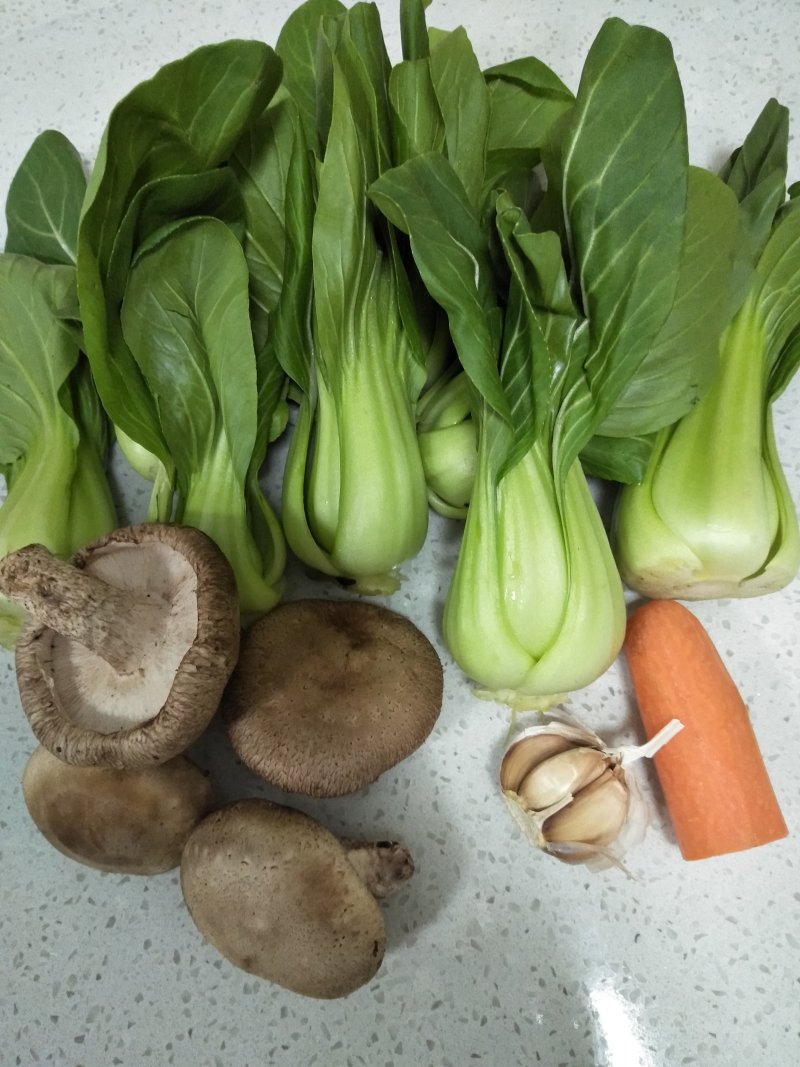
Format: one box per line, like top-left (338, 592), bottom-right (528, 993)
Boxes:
top-left (1, 2), bottom-right (799, 1065)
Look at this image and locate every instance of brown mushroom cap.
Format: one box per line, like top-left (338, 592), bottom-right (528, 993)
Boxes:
top-left (5, 524), bottom-right (240, 768)
top-left (224, 599), bottom-right (443, 796)
top-left (180, 799), bottom-right (387, 999)
top-left (22, 746), bottom-right (215, 874)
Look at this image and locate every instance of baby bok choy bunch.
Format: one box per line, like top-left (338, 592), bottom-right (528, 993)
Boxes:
top-left (614, 101), bottom-right (800, 599)
top-left (0, 131), bottom-right (117, 647)
top-left (274, 1), bottom-right (429, 594)
top-left (76, 40), bottom-right (288, 616)
top-left (371, 17), bottom-right (690, 707)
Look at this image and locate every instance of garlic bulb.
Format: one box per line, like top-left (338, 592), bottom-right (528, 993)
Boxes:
top-left (500, 714), bottom-right (683, 871)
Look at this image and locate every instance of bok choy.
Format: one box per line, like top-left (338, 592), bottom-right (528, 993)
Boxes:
top-left (0, 131), bottom-right (117, 646)
top-left (76, 40), bottom-right (288, 614)
top-left (276, 1), bottom-right (429, 593)
top-left (614, 101), bottom-right (800, 599)
top-left (120, 218), bottom-right (285, 616)
top-left (371, 18), bottom-right (689, 707)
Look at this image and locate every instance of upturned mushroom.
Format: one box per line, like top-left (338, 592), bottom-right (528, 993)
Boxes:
top-left (224, 599), bottom-right (443, 796)
top-left (0, 524), bottom-right (240, 768)
top-left (22, 746), bottom-right (215, 874)
top-left (180, 798), bottom-right (414, 998)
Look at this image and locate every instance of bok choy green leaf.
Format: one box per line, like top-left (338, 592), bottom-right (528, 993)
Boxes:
top-left (482, 54), bottom-right (574, 212)
top-left (5, 130), bottom-right (86, 265)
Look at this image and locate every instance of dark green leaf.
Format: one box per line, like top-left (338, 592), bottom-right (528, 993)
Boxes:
top-left (484, 56), bottom-right (573, 155)
top-left (528, 123), bottom-right (571, 239)
top-left (482, 59), bottom-right (572, 210)
top-left (269, 130), bottom-right (316, 395)
top-left (483, 149), bottom-right (543, 215)
top-left (554, 18), bottom-right (688, 478)
top-left (232, 98), bottom-right (299, 353)
top-left (388, 226), bottom-right (430, 372)
top-left (400, 0), bottom-right (431, 60)
top-left (314, 14), bottom-right (345, 154)
top-left (344, 2), bottom-right (393, 170)
top-left (389, 60), bottom-right (446, 164)
top-left (387, 45), bottom-right (451, 377)
top-left (109, 169), bottom-right (245, 306)
top-left (495, 194), bottom-right (578, 469)
top-left (120, 216), bottom-right (283, 612)
top-left (580, 432), bottom-right (654, 484)
top-left (0, 256), bottom-right (79, 463)
top-left (720, 97), bottom-right (788, 268)
top-left (78, 40), bottom-right (281, 460)
top-left (252, 353), bottom-right (289, 477)
top-left (312, 28), bottom-right (383, 377)
top-left (426, 26), bottom-right (451, 52)
top-left (370, 153), bottom-right (508, 420)
top-left (120, 219), bottom-right (257, 484)
top-left (429, 26), bottom-right (489, 209)
top-left (485, 55), bottom-right (572, 96)
top-left (756, 200), bottom-right (800, 400)
top-left (5, 131), bottom-right (86, 265)
top-left (600, 166), bottom-right (742, 436)
top-left (277, 0), bottom-right (347, 156)
top-left (63, 357), bottom-right (111, 461)
top-left (496, 270), bottom-right (542, 471)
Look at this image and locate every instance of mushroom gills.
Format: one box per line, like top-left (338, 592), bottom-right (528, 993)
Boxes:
top-left (48, 542), bottom-right (199, 733)
top-left (4, 525), bottom-right (240, 768)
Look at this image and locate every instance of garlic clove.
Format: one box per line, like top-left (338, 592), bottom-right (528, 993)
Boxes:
top-left (499, 733), bottom-right (578, 793)
top-left (516, 746), bottom-right (610, 812)
top-left (543, 768), bottom-right (629, 849)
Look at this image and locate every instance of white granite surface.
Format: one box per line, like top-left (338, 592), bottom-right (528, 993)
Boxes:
top-left (1, 1), bottom-right (799, 1064)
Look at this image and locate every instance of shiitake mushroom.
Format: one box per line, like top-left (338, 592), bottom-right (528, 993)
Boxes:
top-left (0, 525), bottom-right (240, 768)
top-left (224, 599), bottom-right (443, 796)
top-left (22, 746), bottom-right (215, 874)
top-left (180, 798), bottom-right (414, 999)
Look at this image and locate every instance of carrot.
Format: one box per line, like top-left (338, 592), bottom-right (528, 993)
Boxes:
top-left (624, 599), bottom-right (787, 861)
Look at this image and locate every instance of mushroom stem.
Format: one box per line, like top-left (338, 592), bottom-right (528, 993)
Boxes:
top-left (0, 544), bottom-right (167, 675)
top-left (342, 840), bottom-right (415, 899)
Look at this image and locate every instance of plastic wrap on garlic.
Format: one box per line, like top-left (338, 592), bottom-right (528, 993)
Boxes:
top-left (500, 714), bottom-right (683, 872)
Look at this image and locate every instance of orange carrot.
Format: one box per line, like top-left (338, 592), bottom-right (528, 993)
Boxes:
top-left (625, 599), bottom-right (787, 861)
